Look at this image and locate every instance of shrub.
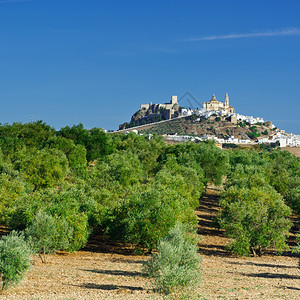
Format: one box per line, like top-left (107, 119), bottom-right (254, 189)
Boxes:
top-left (247, 131), bottom-right (261, 139)
top-left (0, 231), bottom-right (32, 292)
top-left (218, 186), bottom-right (292, 256)
top-left (190, 114), bottom-right (197, 121)
top-left (144, 223), bottom-right (201, 294)
top-left (262, 129), bottom-right (269, 135)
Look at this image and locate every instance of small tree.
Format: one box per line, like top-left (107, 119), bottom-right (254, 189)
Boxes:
top-left (25, 211), bottom-right (72, 263)
top-left (218, 186), bottom-right (292, 256)
top-left (0, 231), bottom-right (32, 292)
top-left (144, 223), bottom-right (202, 295)
top-left (106, 184), bottom-right (198, 251)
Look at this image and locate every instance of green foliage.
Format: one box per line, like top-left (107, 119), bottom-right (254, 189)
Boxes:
top-left (0, 121), bottom-right (299, 259)
top-left (58, 124), bottom-right (115, 162)
top-left (8, 193), bottom-right (45, 231)
top-left (144, 223), bottom-right (201, 294)
top-left (155, 157), bottom-right (204, 207)
top-left (87, 128), bottom-right (115, 161)
top-left (40, 189), bottom-right (91, 251)
top-left (17, 148), bottom-right (69, 189)
top-left (105, 183), bottom-right (198, 251)
top-left (0, 231), bottom-right (32, 291)
top-left (163, 142), bottom-right (229, 186)
top-left (25, 211), bottom-right (72, 263)
top-left (113, 133), bottom-right (165, 176)
top-left (99, 151), bottom-right (145, 186)
top-left (225, 164), bottom-right (269, 190)
top-left (0, 171), bottom-right (31, 224)
top-left (222, 143), bottom-right (238, 149)
top-left (259, 141), bottom-right (280, 151)
top-left (227, 148), bottom-right (300, 221)
top-left (218, 186), bottom-right (292, 256)
top-left (262, 129), bottom-right (269, 135)
top-left (10, 188), bottom-right (93, 252)
top-left (285, 182), bottom-right (300, 216)
top-left (86, 151), bottom-right (147, 210)
top-left (45, 136), bottom-right (87, 177)
top-left (190, 114), bottom-right (197, 121)
top-left (0, 121), bottom-right (55, 157)
top-left (247, 131), bottom-right (261, 139)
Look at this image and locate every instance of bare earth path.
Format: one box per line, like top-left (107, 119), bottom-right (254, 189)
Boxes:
top-left (1, 189), bottom-right (299, 299)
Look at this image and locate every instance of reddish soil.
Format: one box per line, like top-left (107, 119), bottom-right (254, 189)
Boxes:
top-left (1, 188), bottom-right (299, 299)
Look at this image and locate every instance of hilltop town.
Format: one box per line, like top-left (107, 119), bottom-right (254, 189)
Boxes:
top-left (118, 94), bottom-right (300, 147)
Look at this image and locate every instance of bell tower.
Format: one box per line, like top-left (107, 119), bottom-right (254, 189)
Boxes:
top-left (224, 93), bottom-right (229, 108)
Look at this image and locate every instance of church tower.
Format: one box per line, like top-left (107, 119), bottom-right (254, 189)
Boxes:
top-left (224, 93), bottom-right (229, 108)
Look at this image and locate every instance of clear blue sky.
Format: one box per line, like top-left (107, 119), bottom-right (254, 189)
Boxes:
top-left (0, 0), bottom-right (300, 133)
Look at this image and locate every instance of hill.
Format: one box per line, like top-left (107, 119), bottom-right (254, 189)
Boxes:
top-left (127, 115), bottom-right (275, 141)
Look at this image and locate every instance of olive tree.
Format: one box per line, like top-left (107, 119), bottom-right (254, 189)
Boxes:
top-left (0, 231), bottom-right (32, 292)
top-left (25, 211), bottom-right (72, 263)
top-left (218, 186), bottom-right (292, 256)
top-left (145, 223), bottom-right (202, 294)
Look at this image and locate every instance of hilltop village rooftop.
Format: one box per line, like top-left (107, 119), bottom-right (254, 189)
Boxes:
top-left (165, 132), bottom-right (300, 148)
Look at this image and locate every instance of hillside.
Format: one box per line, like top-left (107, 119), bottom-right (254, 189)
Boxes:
top-left (135, 115), bottom-right (276, 141)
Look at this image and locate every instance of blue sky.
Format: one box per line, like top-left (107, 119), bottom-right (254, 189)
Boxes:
top-left (0, 0), bottom-right (300, 133)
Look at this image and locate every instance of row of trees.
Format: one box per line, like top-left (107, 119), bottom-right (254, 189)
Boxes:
top-left (0, 121), bottom-right (299, 292)
top-left (218, 148), bottom-right (299, 256)
top-left (0, 122), bottom-right (229, 254)
top-left (1, 121), bottom-right (299, 254)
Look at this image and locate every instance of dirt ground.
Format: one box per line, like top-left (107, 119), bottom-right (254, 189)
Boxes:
top-left (1, 188), bottom-right (299, 300)
top-left (281, 147), bottom-right (300, 157)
